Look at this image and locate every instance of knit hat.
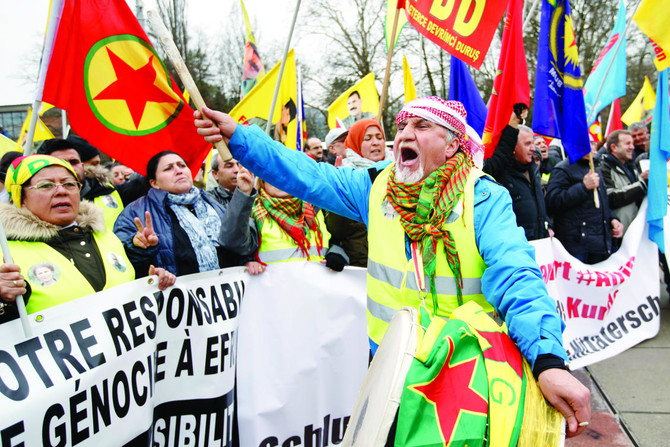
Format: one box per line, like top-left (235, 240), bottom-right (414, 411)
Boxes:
top-left (67, 135), bottom-right (99, 162)
top-left (396, 96), bottom-right (484, 166)
top-left (5, 155), bottom-right (78, 207)
top-left (344, 118), bottom-right (384, 157)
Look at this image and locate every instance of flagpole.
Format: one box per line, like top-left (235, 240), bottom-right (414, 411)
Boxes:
top-left (23, 101), bottom-right (42, 156)
top-left (584, 0), bottom-right (639, 208)
top-left (585, 0), bottom-right (638, 126)
top-left (0, 221), bottom-right (32, 338)
top-left (522, 0), bottom-right (541, 31)
top-left (378, 5), bottom-right (402, 121)
top-left (25, 0), bottom-right (65, 155)
top-left (265, 0), bottom-right (301, 136)
top-left (297, 64), bottom-right (304, 151)
top-left (61, 110), bottom-right (69, 138)
top-left (147, 11), bottom-right (233, 162)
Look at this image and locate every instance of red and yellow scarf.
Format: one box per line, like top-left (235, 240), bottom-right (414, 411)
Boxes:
top-left (386, 151), bottom-right (473, 309)
top-left (252, 188), bottom-right (324, 261)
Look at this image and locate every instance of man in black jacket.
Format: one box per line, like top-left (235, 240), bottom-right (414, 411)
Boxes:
top-left (599, 130), bottom-right (648, 235)
top-left (483, 111), bottom-right (552, 241)
top-left (545, 151), bottom-right (623, 264)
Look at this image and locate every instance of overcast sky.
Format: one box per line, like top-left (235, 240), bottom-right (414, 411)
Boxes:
top-left (0, 0), bottom-right (296, 106)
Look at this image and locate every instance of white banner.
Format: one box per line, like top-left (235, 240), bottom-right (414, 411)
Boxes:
top-left (2, 216), bottom-right (663, 445)
top-left (0, 268), bottom-right (244, 447)
top-left (236, 262), bottom-right (368, 447)
top-left (532, 201), bottom-right (661, 369)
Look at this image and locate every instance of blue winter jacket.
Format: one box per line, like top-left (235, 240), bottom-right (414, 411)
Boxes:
top-left (114, 187), bottom-right (256, 275)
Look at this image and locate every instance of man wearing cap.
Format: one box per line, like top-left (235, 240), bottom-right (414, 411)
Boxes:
top-left (195, 96), bottom-right (591, 437)
top-left (324, 127), bottom-right (348, 165)
top-left (37, 136), bottom-right (124, 229)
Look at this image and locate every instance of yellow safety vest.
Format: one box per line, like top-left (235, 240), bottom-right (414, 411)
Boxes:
top-left (366, 165), bottom-right (492, 346)
top-left (257, 211), bottom-right (331, 263)
top-left (9, 229), bottom-right (135, 314)
top-left (93, 189), bottom-right (124, 229)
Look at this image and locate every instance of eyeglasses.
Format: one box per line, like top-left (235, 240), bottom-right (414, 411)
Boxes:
top-left (25, 181), bottom-right (82, 193)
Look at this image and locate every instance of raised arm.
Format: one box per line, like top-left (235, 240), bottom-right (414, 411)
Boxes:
top-left (195, 108), bottom-right (379, 224)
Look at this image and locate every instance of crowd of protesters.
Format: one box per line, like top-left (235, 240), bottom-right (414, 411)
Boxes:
top-left (1, 98), bottom-right (662, 443)
top-left (0, 109), bottom-right (654, 319)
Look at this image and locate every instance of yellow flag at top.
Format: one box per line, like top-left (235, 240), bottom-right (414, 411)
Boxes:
top-left (17, 106), bottom-right (56, 150)
top-left (229, 49), bottom-right (297, 149)
top-left (621, 77), bottom-right (656, 126)
top-left (403, 56), bottom-right (417, 103)
top-left (0, 134), bottom-right (20, 156)
top-left (385, 0), bottom-right (407, 51)
top-left (634, 0), bottom-right (670, 71)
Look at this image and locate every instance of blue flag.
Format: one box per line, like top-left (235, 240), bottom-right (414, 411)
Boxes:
top-left (647, 69), bottom-right (670, 253)
top-left (533, 0), bottom-right (590, 163)
top-left (583, 0), bottom-right (627, 125)
top-left (448, 56), bottom-right (487, 137)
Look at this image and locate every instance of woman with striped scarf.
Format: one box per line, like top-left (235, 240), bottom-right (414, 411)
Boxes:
top-left (245, 179), bottom-right (348, 275)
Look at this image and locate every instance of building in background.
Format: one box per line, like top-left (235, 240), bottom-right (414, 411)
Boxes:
top-left (0, 104), bottom-right (29, 140)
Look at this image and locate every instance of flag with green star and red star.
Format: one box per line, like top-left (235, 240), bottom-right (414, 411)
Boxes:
top-left (395, 301), bottom-right (564, 446)
top-left (40, 0), bottom-right (210, 176)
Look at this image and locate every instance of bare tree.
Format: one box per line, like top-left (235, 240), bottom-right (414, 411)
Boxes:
top-left (156, 0), bottom-right (189, 66)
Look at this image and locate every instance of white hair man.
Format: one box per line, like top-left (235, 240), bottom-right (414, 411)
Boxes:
top-left (195, 96), bottom-right (591, 439)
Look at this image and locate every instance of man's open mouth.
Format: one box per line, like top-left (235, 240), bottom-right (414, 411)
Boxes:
top-left (401, 147), bottom-right (418, 164)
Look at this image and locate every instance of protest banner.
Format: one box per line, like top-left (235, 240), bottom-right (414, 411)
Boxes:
top-left (404, 0), bottom-right (509, 69)
top-left (229, 50), bottom-right (298, 149)
top-left (236, 262), bottom-right (368, 447)
top-left (326, 73), bottom-right (379, 130)
top-left (531, 201), bottom-right (661, 370)
top-left (0, 268), bottom-right (244, 447)
top-left (2, 221), bottom-right (663, 445)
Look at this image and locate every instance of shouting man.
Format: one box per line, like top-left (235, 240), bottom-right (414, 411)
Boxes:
top-left (195, 96), bottom-right (590, 438)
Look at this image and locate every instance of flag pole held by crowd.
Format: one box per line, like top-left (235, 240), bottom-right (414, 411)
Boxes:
top-left (378, 0), bottom-right (404, 121)
top-left (24, 0), bottom-right (65, 154)
top-left (0, 221), bottom-right (31, 338)
top-left (147, 10), bottom-right (233, 163)
top-left (264, 0), bottom-right (301, 136)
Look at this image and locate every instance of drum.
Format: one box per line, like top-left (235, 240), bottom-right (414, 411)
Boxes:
top-left (340, 306), bottom-right (417, 446)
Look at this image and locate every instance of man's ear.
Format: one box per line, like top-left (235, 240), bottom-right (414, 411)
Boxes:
top-left (444, 137), bottom-right (460, 159)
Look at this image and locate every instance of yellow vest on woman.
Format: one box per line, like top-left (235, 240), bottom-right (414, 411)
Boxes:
top-left (366, 165), bottom-right (492, 346)
top-left (9, 229), bottom-right (135, 314)
top-left (93, 189), bottom-right (124, 229)
top-left (257, 211), bottom-right (331, 263)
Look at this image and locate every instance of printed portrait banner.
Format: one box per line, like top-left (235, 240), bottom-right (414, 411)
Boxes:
top-left (404, 0), bottom-right (509, 69)
top-left (531, 201), bottom-right (661, 370)
top-left (327, 73), bottom-right (379, 129)
top-left (229, 49), bottom-right (298, 149)
top-left (0, 268), bottom-right (244, 447)
top-left (236, 263), bottom-right (369, 447)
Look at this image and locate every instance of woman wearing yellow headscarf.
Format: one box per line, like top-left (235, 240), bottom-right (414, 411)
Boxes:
top-left (0, 155), bottom-right (174, 322)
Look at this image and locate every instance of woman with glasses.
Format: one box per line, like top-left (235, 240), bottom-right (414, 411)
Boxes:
top-left (0, 155), bottom-right (175, 321)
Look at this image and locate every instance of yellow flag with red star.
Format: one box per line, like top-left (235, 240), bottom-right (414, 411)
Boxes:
top-left (395, 301), bottom-right (563, 446)
top-left (40, 0), bottom-right (210, 176)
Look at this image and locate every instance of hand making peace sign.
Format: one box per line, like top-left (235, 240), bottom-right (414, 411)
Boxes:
top-left (132, 211), bottom-right (159, 249)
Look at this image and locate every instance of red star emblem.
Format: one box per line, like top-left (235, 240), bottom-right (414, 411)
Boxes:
top-left (478, 330), bottom-right (523, 379)
top-left (410, 336), bottom-right (488, 443)
top-left (94, 47), bottom-right (178, 129)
